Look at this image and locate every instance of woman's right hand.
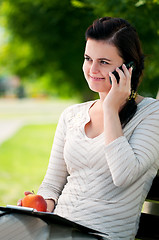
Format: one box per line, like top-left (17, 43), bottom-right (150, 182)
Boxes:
top-left (104, 64), bottom-right (132, 113)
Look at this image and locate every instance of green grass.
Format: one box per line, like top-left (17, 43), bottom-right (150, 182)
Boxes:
top-left (0, 123), bottom-right (57, 206)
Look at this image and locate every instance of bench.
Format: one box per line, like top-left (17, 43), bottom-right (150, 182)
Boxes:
top-left (136, 171), bottom-right (159, 240)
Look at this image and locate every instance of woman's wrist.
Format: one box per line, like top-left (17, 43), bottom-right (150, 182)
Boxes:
top-left (103, 101), bottom-right (120, 116)
top-left (45, 199), bottom-right (55, 212)
top-left (103, 105), bottom-right (123, 145)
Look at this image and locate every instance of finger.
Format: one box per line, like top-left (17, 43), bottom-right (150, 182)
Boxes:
top-left (129, 66), bottom-right (133, 74)
top-left (109, 72), bottom-right (118, 86)
top-left (17, 199), bottom-right (22, 206)
top-left (123, 64), bottom-right (132, 89)
top-left (122, 64), bottom-right (132, 80)
top-left (116, 66), bottom-right (126, 82)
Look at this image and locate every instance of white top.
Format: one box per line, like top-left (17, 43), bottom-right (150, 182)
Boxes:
top-left (38, 97), bottom-right (159, 240)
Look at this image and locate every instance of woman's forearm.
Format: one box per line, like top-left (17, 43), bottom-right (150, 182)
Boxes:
top-left (104, 108), bottom-right (123, 145)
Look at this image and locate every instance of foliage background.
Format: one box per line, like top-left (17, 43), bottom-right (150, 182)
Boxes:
top-left (0, 124), bottom-right (55, 206)
top-left (0, 98), bottom-right (77, 206)
top-left (0, 0), bottom-right (159, 100)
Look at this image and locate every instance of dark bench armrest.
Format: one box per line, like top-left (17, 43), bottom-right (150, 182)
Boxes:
top-left (146, 172), bottom-right (159, 201)
top-left (142, 201), bottom-right (159, 216)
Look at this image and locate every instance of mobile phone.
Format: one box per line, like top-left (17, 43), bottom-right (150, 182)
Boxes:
top-left (109, 61), bottom-right (135, 84)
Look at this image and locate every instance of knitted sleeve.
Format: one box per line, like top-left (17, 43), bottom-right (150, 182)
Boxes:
top-left (105, 102), bottom-right (159, 188)
top-left (38, 110), bottom-right (69, 203)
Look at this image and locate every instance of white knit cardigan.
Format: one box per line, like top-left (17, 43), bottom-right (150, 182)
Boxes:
top-left (38, 97), bottom-right (159, 240)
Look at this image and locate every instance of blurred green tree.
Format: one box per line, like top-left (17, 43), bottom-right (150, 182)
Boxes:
top-left (0, 0), bottom-right (159, 98)
top-left (0, 0), bottom-right (96, 99)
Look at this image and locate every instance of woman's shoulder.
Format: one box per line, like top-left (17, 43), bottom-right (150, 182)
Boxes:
top-left (134, 97), bottom-right (159, 122)
top-left (138, 97), bottom-right (159, 111)
top-left (60, 100), bottom-right (96, 123)
top-left (124, 97), bottom-right (159, 132)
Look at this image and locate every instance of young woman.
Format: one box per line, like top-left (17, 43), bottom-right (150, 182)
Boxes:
top-left (19, 17), bottom-right (159, 240)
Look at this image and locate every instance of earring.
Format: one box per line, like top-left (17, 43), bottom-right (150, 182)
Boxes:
top-left (128, 90), bottom-right (137, 101)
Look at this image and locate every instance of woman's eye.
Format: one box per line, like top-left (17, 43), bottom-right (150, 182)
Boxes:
top-left (100, 60), bottom-right (108, 65)
top-left (84, 56), bottom-right (91, 61)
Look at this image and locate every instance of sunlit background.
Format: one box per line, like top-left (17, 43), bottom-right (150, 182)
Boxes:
top-left (0, 0), bottom-right (159, 206)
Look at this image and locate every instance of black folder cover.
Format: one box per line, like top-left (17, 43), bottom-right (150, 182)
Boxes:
top-left (0, 205), bottom-right (98, 234)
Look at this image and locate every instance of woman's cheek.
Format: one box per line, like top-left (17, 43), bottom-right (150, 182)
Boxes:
top-left (82, 61), bottom-right (88, 72)
top-left (82, 64), bottom-right (89, 80)
top-left (82, 62), bottom-right (85, 73)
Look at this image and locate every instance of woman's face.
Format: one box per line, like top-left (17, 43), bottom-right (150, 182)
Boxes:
top-left (83, 39), bottom-right (124, 93)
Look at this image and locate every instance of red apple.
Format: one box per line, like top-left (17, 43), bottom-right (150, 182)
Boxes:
top-left (22, 193), bottom-right (47, 212)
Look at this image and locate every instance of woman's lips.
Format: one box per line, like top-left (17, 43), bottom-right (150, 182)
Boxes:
top-left (90, 75), bottom-right (105, 81)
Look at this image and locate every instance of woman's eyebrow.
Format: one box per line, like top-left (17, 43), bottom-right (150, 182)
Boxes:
top-left (98, 57), bottom-right (111, 62)
top-left (84, 54), bottom-right (111, 62)
top-left (84, 54), bottom-right (90, 57)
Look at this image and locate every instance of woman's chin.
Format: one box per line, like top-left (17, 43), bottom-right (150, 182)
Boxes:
top-left (88, 84), bottom-right (110, 93)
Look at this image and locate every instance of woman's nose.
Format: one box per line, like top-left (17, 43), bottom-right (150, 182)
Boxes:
top-left (90, 62), bottom-right (99, 74)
